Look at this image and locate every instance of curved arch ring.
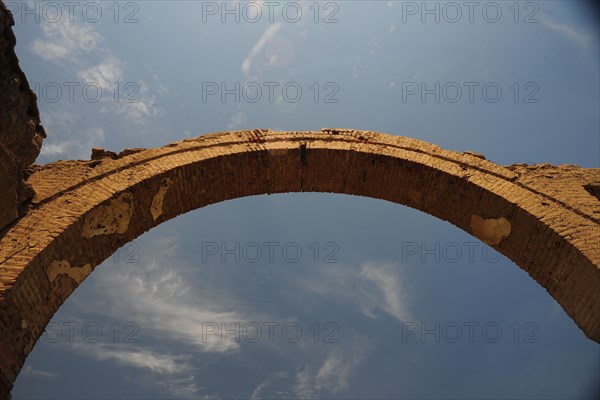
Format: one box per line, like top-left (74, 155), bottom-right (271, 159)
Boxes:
top-left (1, 129), bottom-right (599, 396)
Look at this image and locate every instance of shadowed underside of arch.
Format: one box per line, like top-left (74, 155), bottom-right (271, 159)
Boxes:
top-left (0, 128), bottom-right (599, 396)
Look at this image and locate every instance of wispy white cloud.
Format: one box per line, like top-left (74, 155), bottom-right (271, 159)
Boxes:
top-left (32, 15), bottom-right (165, 126)
top-left (32, 18), bottom-right (100, 62)
top-left (351, 65), bottom-right (360, 80)
top-left (77, 57), bottom-right (123, 88)
top-left (368, 36), bottom-right (381, 53)
top-left (99, 262), bottom-right (246, 352)
top-left (294, 337), bottom-right (371, 398)
top-left (58, 235), bottom-right (397, 398)
top-left (290, 261), bottom-right (412, 322)
top-left (265, 35), bottom-right (295, 68)
top-left (227, 110), bottom-right (246, 129)
top-left (40, 142), bottom-right (69, 157)
top-left (361, 262), bottom-right (412, 322)
top-left (39, 110), bottom-right (106, 159)
top-left (241, 23), bottom-right (283, 75)
top-left (250, 372), bottom-right (288, 400)
top-left (115, 80), bottom-right (162, 124)
top-left (541, 18), bottom-right (592, 49)
top-left (77, 60), bottom-right (162, 124)
top-left (75, 236), bottom-right (250, 353)
top-left (74, 343), bottom-right (194, 375)
top-left (72, 342), bottom-right (201, 397)
top-left (58, 233), bottom-right (293, 397)
top-left (154, 73), bottom-right (169, 96)
top-left (20, 365), bottom-right (58, 379)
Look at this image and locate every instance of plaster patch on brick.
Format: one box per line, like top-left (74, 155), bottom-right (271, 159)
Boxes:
top-left (151, 178), bottom-right (172, 221)
top-left (470, 215), bottom-right (512, 245)
top-left (46, 260), bottom-right (92, 284)
top-left (81, 193), bottom-right (133, 238)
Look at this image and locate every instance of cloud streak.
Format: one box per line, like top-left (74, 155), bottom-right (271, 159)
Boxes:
top-left (32, 15), bottom-right (164, 127)
top-left (241, 23), bottom-right (283, 75)
top-left (70, 342), bottom-right (201, 398)
top-left (20, 365), bottom-right (58, 379)
top-left (541, 18), bottom-right (592, 49)
top-left (295, 337), bottom-right (371, 398)
top-left (70, 236), bottom-right (254, 354)
top-left (361, 262), bottom-right (412, 322)
top-left (289, 260), bottom-right (412, 322)
top-left (73, 343), bottom-right (194, 375)
top-left (32, 18), bottom-right (100, 63)
top-left (38, 110), bottom-right (106, 159)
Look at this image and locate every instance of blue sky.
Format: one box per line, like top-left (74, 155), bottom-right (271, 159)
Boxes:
top-left (7, 1), bottom-right (600, 398)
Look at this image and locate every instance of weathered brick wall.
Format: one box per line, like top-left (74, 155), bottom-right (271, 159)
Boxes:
top-left (0, 1), bottom-right (46, 232)
top-left (0, 128), bottom-right (598, 397)
top-left (0, 1), bottom-right (598, 395)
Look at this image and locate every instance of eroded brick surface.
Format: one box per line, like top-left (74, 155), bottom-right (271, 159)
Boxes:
top-left (0, 2), bottom-right (46, 233)
top-left (0, 129), bottom-right (599, 397)
top-left (1, 1), bottom-right (598, 395)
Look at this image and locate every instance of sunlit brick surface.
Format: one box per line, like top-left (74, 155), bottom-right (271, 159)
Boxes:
top-left (1, 128), bottom-right (599, 397)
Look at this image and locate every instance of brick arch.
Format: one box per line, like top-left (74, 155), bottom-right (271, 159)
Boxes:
top-left (1, 129), bottom-right (599, 396)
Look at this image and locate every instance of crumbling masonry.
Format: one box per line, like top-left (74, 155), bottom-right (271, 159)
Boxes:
top-left (0, 2), bottom-right (599, 398)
